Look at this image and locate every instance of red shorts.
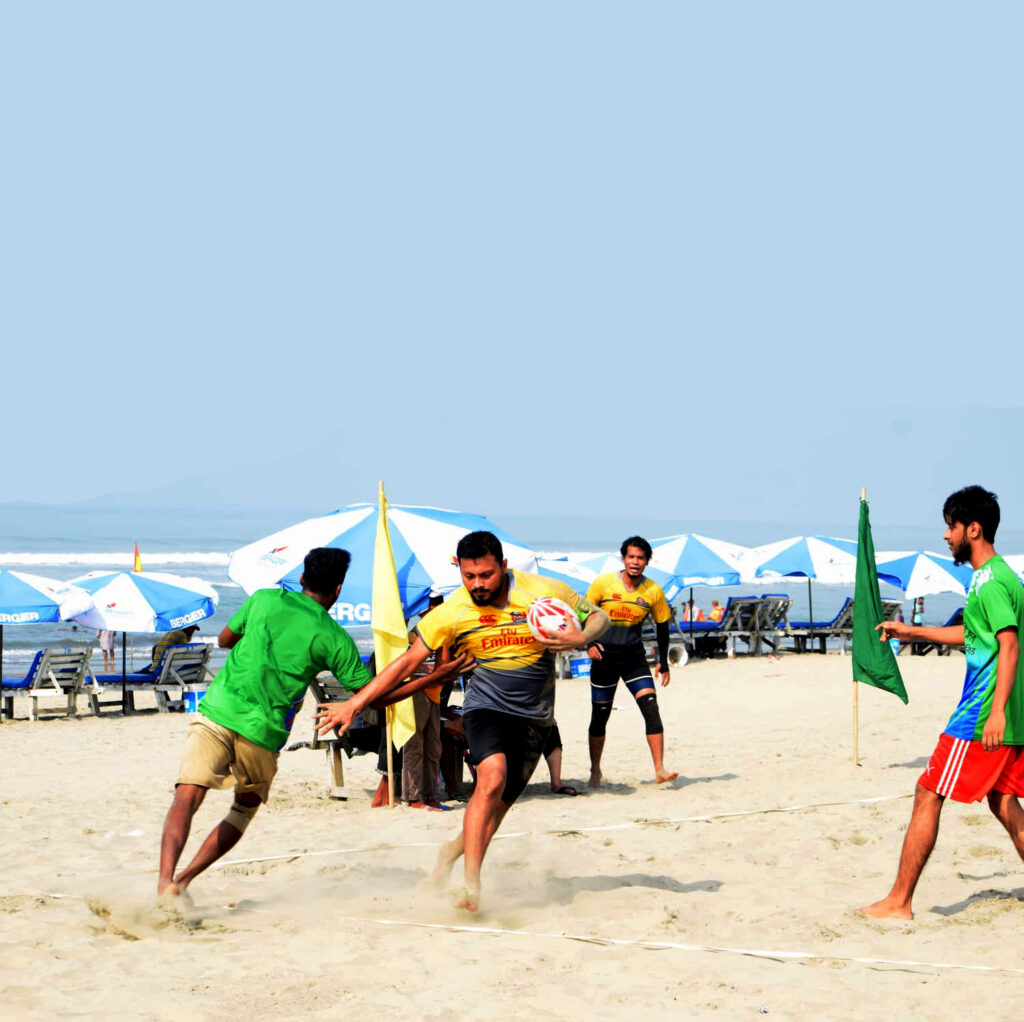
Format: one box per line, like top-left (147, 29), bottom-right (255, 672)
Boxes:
top-left (919, 733), bottom-right (1024, 802)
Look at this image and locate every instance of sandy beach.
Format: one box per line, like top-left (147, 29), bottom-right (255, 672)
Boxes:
top-left (2, 651), bottom-right (1023, 1020)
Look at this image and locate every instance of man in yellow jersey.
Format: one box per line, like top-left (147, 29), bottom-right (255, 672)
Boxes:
top-left (315, 530), bottom-right (610, 912)
top-left (585, 536), bottom-right (678, 788)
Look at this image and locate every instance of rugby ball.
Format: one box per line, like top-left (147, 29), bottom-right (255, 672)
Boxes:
top-left (527, 597), bottom-right (579, 641)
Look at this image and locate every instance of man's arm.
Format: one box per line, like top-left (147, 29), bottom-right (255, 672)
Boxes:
top-left (654, 620), bottom-right (671, 687)
top-left (538, 607), bottom-right (611, 652)
top-left (218, 626), bottom-right (241, 649)
top-left (982, 627), bottom-right (1019, 752)
top-left (876, 621), bottom-right (964, 647)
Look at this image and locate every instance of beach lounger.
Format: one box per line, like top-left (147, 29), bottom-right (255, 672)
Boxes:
top-left (1, 647), bottom-right (93, 720)
top-left (755, 594), bottom-right (792, 654)
top-left (912, 607), bottom-right (965, 657)
top-left (787, 597), bottom-right (853, 654)
top-left (303, 669), bottom-right (380, 799)
top-left (673, 596), bottom-right (762, 657)
top-left (833, 599), bottom-right (903, 653)
top-left (87, 643), bottom-right (211, 714)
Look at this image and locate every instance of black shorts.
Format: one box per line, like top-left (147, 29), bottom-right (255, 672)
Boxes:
top-left (589, 644), bottom-right (654, 702)
top-left (463, 708), bottom-right (551, 806)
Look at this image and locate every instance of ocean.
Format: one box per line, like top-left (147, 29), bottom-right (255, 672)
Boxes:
top-left (0, 503), bottom-right (985, 673)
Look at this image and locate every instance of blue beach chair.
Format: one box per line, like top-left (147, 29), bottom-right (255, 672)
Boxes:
top-left (1, 647), bottom-right (93, 720)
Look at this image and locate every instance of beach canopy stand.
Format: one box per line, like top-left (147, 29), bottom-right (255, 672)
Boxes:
top-left (228, 503), bottom-right (538, 620)
top-left (0, 571), bottom-right (92, 719)
top-left (68, 571), bottom-right (218, 713)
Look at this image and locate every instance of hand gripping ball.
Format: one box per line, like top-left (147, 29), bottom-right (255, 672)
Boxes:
top-left (526, 596), bottom-right (579, 641)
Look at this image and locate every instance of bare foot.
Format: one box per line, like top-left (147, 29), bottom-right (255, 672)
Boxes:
top-left (157, 880), bottom-right (182, 898)
top-left (859, 897), bottom-right (913, 920)
top-left (588, 769), bottom-right (602, 789)
top-left (655, 770), bottom-right (679, 783)
top-left (428, 840), bottom-right (460, 888)
top-left (452, 884), bottom-right (480, 913)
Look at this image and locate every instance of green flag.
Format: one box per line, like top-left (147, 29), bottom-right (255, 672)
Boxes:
top-left (852, 498), bottom-right (908, 703)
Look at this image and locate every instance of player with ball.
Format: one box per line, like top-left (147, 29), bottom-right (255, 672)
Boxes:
top-left (316, 530), bottom-right (610, 912)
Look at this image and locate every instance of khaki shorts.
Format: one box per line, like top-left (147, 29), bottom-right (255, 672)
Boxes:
top-left (177, 717), bottom-right (278, 803)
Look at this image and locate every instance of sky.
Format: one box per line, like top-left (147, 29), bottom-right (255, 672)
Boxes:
top-left (2, 2), bottom-right (1022, 533)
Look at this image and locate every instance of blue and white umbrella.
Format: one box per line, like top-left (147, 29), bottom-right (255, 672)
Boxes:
top-left (228, 503), bottom-right (538, 623)
top-left (0, 571), bottom-right (92, 694)
top-left (69, 571), bottom-right (219, 632)
top-left (752, 536), bottom-right (858, 584)
top-left (536, 556), bottom-right (599, 596)
top-left (649, 534), bottom-right (746, 589)
top-left (873, 550), bottom-right (973, 599)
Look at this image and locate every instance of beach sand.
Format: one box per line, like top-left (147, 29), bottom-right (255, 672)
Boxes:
top-left (2, 652), bottom-right (1023, 1019)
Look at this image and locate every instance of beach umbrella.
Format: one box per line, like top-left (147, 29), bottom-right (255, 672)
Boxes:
top-left (751, 536), bottom-right (859, 647)
top-left (68, 571), bottom-right (219, 712)
top-left (576, 553), bottom-right (683, 601)
top-left (228, 503), bottom-right (538, 622)
top-left (536, 557), bottom-right (599, 596)
top-left (0, 571), bottom-right (92, 701)
top-left (873, 550), bottom-right (972, 599)
top-left (648, 534), bottom-right (746, 589)
top-left (1003, 555), bottom-right (1024, 585)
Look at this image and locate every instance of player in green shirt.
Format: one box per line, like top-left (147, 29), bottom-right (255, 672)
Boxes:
top-left (157, 548), bottom-right (466, 899)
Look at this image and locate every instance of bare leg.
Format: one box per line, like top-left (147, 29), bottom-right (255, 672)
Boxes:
top-left (988, 791), bottom-right (1024, 861)
top-left (172, 791), bottom-right (261, 890)
top-left (158, 784), bottom-right (207, 896)
top-left (588, 731), bottom-right (607, 789)
top-left (861, 783), bottom-right (944, 919)
top-left (634, 687), bottom-right (678, 783)
top-left (546, 745), bottom-right (563, 791)
top-left (451, 754), bottom-right (509, 911)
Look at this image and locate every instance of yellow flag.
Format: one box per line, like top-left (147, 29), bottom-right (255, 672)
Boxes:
top-left (133, 542), bottom-right (143, 573)
top-left (373, 482), bottom-right (417, 749)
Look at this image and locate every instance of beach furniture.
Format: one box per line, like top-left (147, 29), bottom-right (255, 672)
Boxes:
top-left (913, 606), bottom-right (965, 657)
top-left (668, 596), bottom-right (762, 657)
top-left (1, 647), bottom-right (93, 720)
top-left (754, 594), bottom-right (792, 655)
top-left (833, 599), bottom-right (902, 653)
top-left (304, 670), bottom-right (381, 799)
top-left (86, 643), bottom-right (211, 714)
top-left (787, 597), bottom-right (853, 654)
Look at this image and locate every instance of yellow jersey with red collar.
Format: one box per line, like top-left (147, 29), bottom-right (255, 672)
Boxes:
top-left (585, 572), bottom-right (671, 650)
top-left (416, 570), bottom-right (592, 723)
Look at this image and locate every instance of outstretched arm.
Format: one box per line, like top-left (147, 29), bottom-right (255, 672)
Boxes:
top-left (876, 621), bottom-right (964, 647)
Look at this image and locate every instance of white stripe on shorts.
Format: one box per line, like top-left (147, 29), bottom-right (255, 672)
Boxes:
top-left (936, 737), bottom-right (969, 797)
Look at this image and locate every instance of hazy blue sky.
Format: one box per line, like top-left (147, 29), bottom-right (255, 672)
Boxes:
top-left (3, 3), bottom-right (1021, 531)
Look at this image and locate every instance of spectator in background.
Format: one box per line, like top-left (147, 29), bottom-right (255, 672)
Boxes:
top-left (98, 629), bottom-right (117, 672)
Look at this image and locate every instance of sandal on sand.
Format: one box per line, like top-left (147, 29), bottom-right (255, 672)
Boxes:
top-left (553, 785), bottom-right (579, 796)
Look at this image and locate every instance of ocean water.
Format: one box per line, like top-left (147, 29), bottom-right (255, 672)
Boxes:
top-left (0, 503), bottom-right (980, 673)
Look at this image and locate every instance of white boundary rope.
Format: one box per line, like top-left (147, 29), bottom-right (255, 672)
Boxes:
top-left (345, 915), bottom-right (1024, 976)
top-left (211, 792), bottom-right (911, 870)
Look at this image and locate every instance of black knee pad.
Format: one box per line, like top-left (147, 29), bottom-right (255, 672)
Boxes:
top-left (636, 694), bottom-right (663, 735)
top-left (589, 702), bottom-right (613, 738)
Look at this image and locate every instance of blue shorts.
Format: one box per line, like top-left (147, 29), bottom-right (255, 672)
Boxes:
top-left (589, 645), bottom-right (654, 703)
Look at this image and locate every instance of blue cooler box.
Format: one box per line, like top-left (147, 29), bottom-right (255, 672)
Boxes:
top-left (568, 654), bottom-right (591, 678)
top-left (183, 686), bottom-right (207, 713)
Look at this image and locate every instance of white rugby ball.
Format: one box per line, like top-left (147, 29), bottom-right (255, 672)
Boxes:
top-left (527, 596), bottom-right (578, 641)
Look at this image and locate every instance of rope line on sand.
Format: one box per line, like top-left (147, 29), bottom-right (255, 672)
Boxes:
top-left (343, 915), bottom-right (1024, 976)
top-left (211, 792), bottom-right (911, 870)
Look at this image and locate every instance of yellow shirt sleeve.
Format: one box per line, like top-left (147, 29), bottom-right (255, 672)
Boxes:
top-left (650, 584), bottom-right (672, 625)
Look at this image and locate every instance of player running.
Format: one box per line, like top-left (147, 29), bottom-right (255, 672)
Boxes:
top-left (863, 486), bottom-right (1024, 919)
top-left (585, 536), bottom-right (678, 788)
top-left (315, 530), bottom-right (610, 912)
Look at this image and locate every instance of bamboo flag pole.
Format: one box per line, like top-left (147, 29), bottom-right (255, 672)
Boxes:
top-left (386, 706), bottom-right (395, 808)
top-left (853, 486), bottom-right (865, 765)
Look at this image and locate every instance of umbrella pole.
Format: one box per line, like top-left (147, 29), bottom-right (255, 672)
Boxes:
top-left (385, 707), bottom-right (396, 808)
top-left (807, 578), bottom-right (814, 653)
top-left (0, 623), bottom-right (4, 720)
top-left (689, 587), bottom-right (694, 653)
top-left (121, 631), bottom-right (129, 715)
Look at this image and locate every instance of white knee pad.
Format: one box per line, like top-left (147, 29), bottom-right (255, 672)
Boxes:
top-left (224, 801), bottom-right (259, 834)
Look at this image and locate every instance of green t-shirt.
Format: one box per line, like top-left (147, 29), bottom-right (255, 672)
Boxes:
top-left (946, 555), bottom-right (1024, 744)
top-left (200, 589), bottom-right (372, 752)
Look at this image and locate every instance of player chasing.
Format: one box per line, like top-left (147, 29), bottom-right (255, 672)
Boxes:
top-left (585, 536), bottom-right (678, 788)
top-left (315, 530), bottom-right (610, 913)
top-left (156, 548), bottom-right (467, 899)
top-left (862, 486), bottom-right (1024, 920)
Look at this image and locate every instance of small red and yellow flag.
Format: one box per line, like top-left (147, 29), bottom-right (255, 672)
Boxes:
top-left (133, 542), bottom-right (143, 573)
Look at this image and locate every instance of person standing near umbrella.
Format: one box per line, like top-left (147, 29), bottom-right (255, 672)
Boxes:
top-left (157, 547), bottom-right (466, 898)
top-left (585, 536), bottom-right (678, 789)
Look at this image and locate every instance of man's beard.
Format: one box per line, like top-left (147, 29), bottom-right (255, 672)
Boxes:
top-left (469, 589), bottom-right (494, 606)
top-left (950, 539), bottom-right (971, 566)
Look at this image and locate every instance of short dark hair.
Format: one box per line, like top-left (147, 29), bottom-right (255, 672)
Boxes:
top-left (302, 547), bottom-right (351, 595)
top-left (456, 530), bottom-right (504, 563)
top-left (943, 486), bottom-right (1000, 542)
top-left (620, 535), bottom-right (653, 560)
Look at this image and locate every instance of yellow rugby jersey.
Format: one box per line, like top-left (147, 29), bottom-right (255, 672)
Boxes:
top-left (417, 570), bottom-right (592, 722)
top-left (585, 572), bottom-right (671, 650)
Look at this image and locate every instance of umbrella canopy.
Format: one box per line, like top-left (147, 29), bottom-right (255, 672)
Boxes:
top-left (1003, 555), bottom-right (1024, 585)
top-left (873, 550), bottom-right (973, 598)
top-left (535, 557), bottom-right (599, 596)
top-left (752, 536), bottom-right (858, 584)
top-left (68, 571), bottom-right (218, 632)
top-left (648, 534), bottom-right (746, 588)
top-left (0, 570), bottom-right (91, 624)
top-left (228, 503), bottom-right (538, 621)
top-left (576, 553), bottom-right (683, 601)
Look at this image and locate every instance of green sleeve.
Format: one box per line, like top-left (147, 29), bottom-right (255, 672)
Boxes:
top-left (978, 577), bottom-right (1017, 635)
top-left (321, 626), bottom-right (372, 691)
top-left (228, 597), bottom-right (251, 635)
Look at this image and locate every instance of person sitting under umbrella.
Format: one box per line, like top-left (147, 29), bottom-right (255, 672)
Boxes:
top-left (143, 623), bottom-right (200, 672)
